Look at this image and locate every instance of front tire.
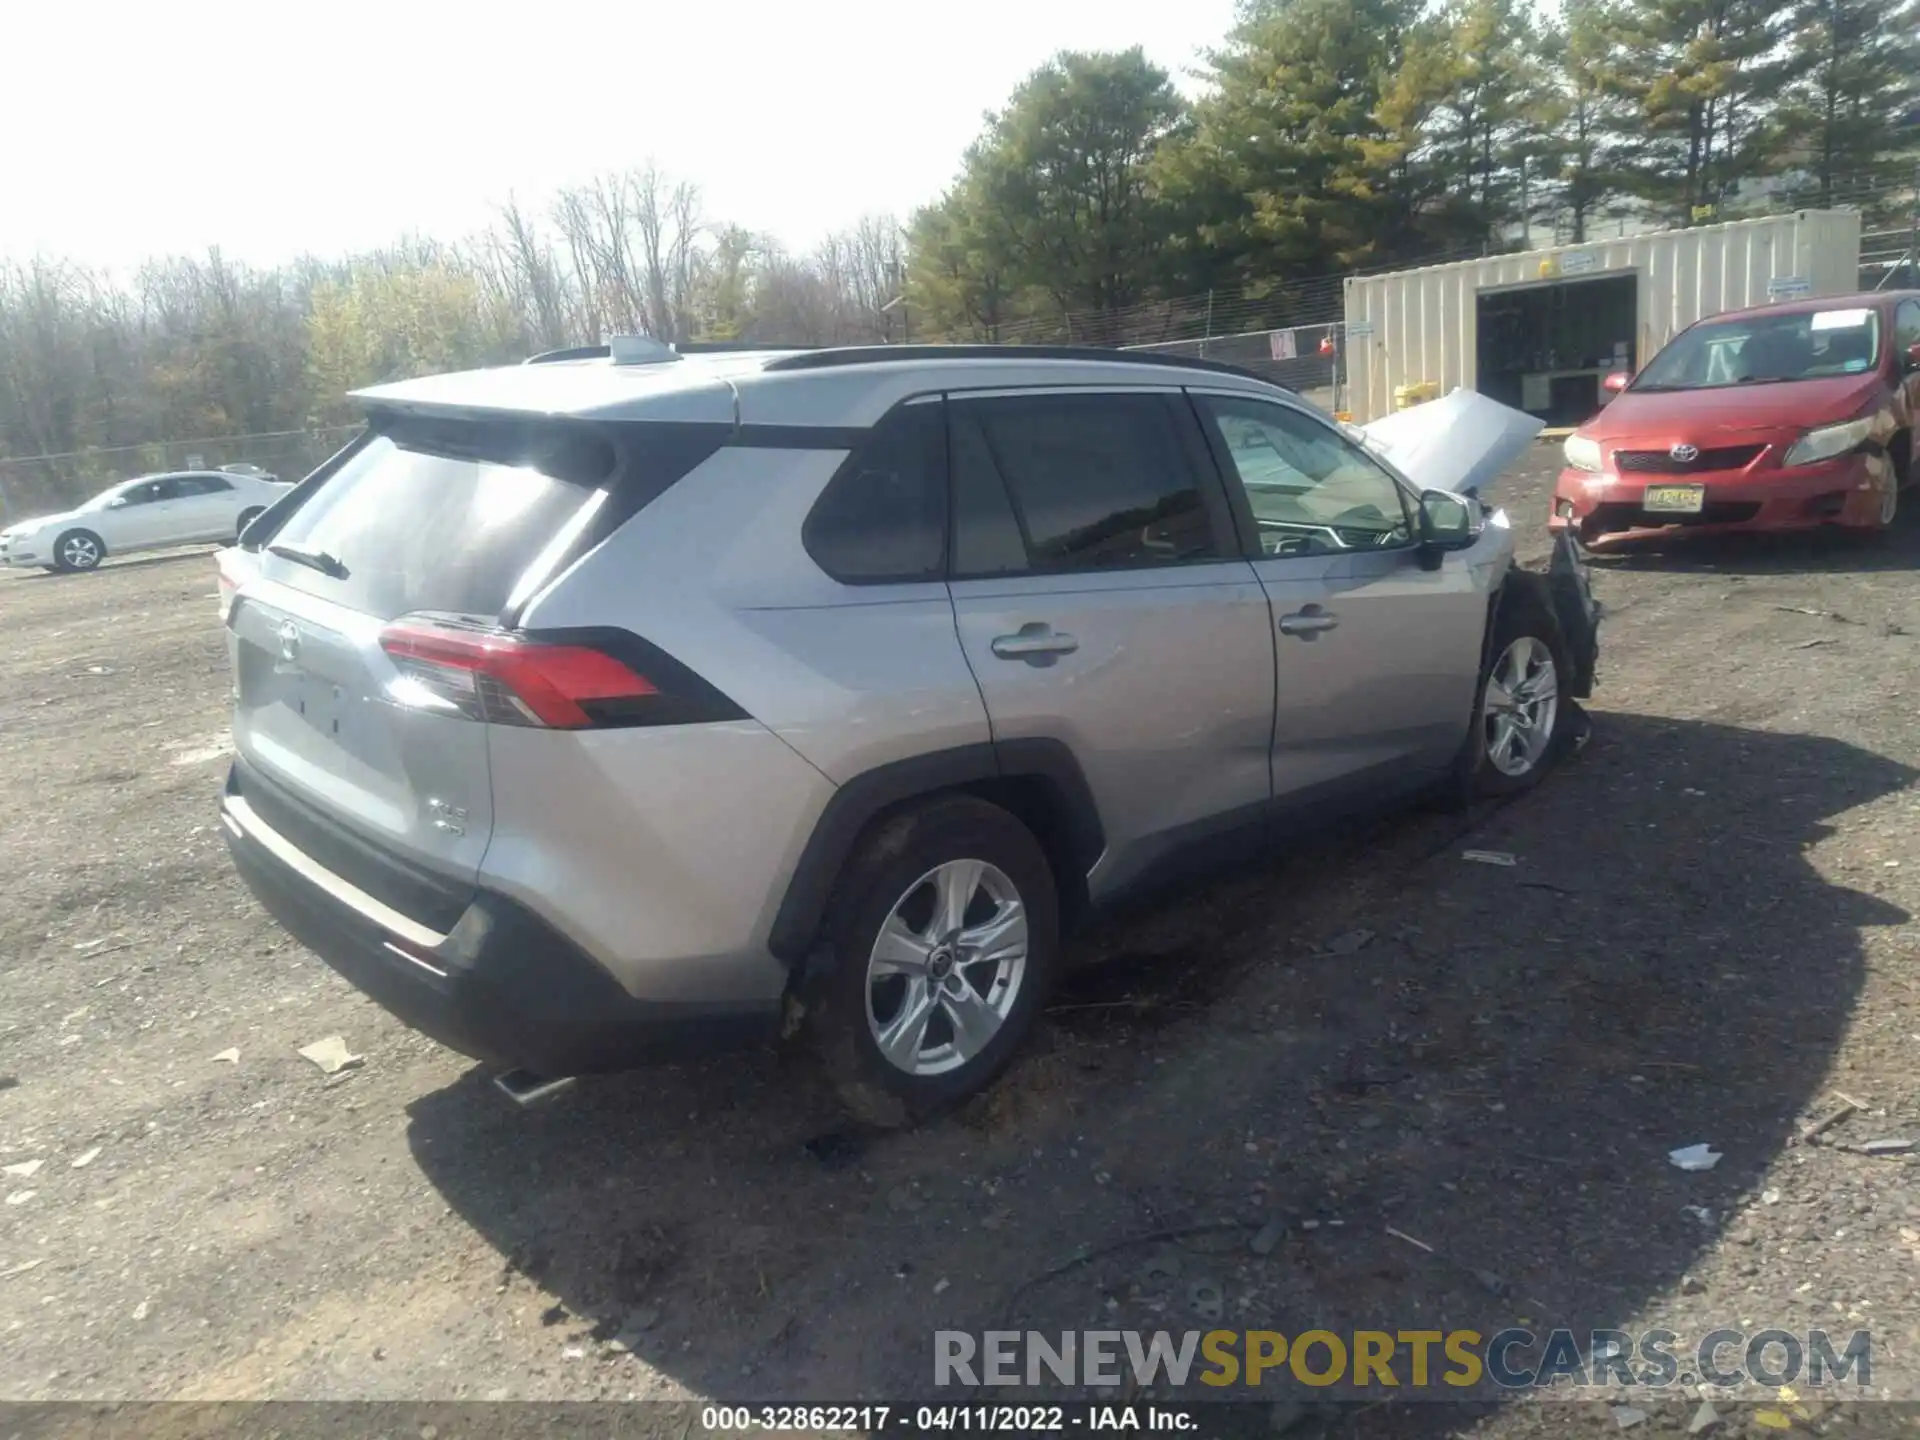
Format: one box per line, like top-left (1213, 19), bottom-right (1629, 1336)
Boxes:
top-left (52, 529), bottom-right (105, 572)
top-left (1466, 584), bottom-right (1573, 799)
top-left (805, 795), bottom-right (1060, 1128)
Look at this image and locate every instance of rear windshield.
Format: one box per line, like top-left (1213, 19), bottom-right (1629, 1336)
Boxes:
top-left (1634, 307), bottom-right (1882, 392)
top-left (259, 436), bottom-right (593, 619)
top-left (259, 420), bottom-right (725, 620)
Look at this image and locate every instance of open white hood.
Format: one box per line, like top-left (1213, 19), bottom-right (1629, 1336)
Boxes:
top-left (1356, 388), bottom-right (1545, 499)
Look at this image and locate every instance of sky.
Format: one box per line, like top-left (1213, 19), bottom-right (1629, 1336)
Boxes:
top-left (2, 0), bottom-right (1239, 275)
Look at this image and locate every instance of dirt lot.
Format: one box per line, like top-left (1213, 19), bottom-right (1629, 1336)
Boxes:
top-left (4, 454), bottom-right (1920, 1436)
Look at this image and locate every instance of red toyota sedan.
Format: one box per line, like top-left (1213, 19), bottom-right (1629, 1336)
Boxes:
top-left (1552, 292), bottom-right (1920, 546)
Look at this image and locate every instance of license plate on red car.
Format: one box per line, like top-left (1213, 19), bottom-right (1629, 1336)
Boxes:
top-left (1643, 484), bottom-right (1705, 514)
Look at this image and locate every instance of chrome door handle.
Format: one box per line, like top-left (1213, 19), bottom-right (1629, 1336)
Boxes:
top-left (990, 623), bottom-right (1079, 663)
top-left (1278, 608), bottom-right (1339, 639)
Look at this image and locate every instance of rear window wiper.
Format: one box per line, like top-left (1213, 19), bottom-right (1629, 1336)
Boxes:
top-left (267, 541), bottom-right (349, 579)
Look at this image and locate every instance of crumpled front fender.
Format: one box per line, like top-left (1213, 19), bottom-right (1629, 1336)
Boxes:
top-left (1493, 532), bottom-right (1601, 699)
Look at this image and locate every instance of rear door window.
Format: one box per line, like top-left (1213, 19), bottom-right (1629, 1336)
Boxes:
top-left (947, 391), bottom-right (1224, 577)
top-left (1897, 301), bottom-right (1920, 356)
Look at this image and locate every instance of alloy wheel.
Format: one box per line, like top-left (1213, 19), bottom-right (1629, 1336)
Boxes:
top-left (865, 858), bottom-right (1028, 1077)
top-left (1482, 636), bottom-right (1559, 778)
top-left (61, 535), bottom-right (100, 570)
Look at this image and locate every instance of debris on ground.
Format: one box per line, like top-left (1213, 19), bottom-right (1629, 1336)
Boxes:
top-left (1828, 1137), bottom-right (1916, 1157)
top-left (2, 1160), bottom-right (43, 1179)
top-left (211, 1048), bottom-right (240, 1065)
top-left (1668, 1144), bottom-right (1722, 1172)
top-left (1139, 1254), bottom-right (1181, 1286)
top-left (5, 1191), bottom-right (36, 1206)
top-left (1687, 1400), bottom-right (1721, 1434)
top-left (1793, 637), bottom-right (1837, 649)
top-left (1188, 1280), bottom-right (1224, 1320)
top-left (1773, 605), bottom-right (1859, 624)
top-left (1321, 929), bottom-right (1374, 956)
top-left (1385, 1226), bottom-right (1434, 1253)
top-left (1249, 1218), bottom-right (1287, 1257)
top-left (296, 1036), bottom-right (361, 1075)
top-left (0, 1259), bottom-right (45, 1279)
top-left (1763, 1189), bottom-right (1782, 1205)
top-left (1612, 1406), bottom-right (1648, 1429)
top-left (1462, 850), bottom-right (1517, 866)
top-left (1797, 1096), bottom-right (1860, 1145)
top-left (68, 1148), bottom-right (100, 1169)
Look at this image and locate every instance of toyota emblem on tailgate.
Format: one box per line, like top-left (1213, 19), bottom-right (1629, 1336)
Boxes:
top-left (277, 620), bottom-right (301, 663)
top-left (1669, 443), bottom-right (1700, 463)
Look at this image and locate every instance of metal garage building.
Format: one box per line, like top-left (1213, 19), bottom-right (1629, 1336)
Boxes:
top-left (1341, 211), bottom-right (1864, 425)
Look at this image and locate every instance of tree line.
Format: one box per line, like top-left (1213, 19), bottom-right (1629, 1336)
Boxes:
top-left (910, 0), bottom-right (1920, 339)
top-left (3, 0), bottom-right (1916, 506)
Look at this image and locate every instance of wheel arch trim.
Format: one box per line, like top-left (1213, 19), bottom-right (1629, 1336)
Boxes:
top-left (767, 738), bottom-right (1104, 967)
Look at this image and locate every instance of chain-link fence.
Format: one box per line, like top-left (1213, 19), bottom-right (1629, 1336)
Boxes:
top-left (1124, 322), bottom-right (1348, 414)
top-left (1860, 225), bottom-right (1919, 290)
top-left (0, 426), bottom-right (360, 523)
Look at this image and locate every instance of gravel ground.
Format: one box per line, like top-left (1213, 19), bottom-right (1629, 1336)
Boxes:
top-left (3, 454), bottom-right (1920, 1438)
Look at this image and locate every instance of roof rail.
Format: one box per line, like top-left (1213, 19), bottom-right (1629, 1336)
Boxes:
top-left (524, 344), bottom-right (609, 365)
top-left (672, 341), bottom-right (815, 354)
top-left (524, 340), bottom-right (816, 364)
top-left (759, 343), bottom-right (1277, 384)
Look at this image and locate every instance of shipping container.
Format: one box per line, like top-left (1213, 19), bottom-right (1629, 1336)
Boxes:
top-left (1340, 211), bottom-right (1863, 424)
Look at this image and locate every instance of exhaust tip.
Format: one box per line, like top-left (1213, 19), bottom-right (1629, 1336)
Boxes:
top-left (493, 1069), bottom-right (577, 1108)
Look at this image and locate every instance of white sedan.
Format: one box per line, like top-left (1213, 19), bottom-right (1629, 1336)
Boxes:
top-left (0, 471), bottom-right (294, 573)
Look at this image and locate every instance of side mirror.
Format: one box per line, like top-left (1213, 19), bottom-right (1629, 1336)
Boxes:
top-left (108, 496), bottom-right (129, 509)
top-left (1904, 342), bottom-right (1920, 375)
top-left (1418, 488), bottom-right (1483, 568)
top-left (1602, 371), bottom-right (1631, 394)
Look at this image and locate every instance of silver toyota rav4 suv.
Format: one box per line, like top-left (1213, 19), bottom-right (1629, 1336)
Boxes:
top-left (218, 341), bottom-right (1598, 1123)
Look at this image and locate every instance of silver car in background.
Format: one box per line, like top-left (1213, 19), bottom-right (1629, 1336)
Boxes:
top-left (2, 469), bottom-right (292, 572)
top-left (216, 341), bottom-right (1598, 1124)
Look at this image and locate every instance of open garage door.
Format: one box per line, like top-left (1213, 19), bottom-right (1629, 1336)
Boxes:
top-left (1475, 273), bottom-right (1637, 428)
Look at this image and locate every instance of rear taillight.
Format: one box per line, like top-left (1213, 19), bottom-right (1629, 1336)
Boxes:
top-left (215, 548), bottom-right (249, 625)
top-left (379, 621), bottom-right (658, 729)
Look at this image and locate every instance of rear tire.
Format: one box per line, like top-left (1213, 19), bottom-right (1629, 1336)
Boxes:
top-left (804, 795), bottom-right (1060, 1128)
top-left (235, 507), bottom-right (264, 542)
top-left (52, 529), bottom-right (105, 573)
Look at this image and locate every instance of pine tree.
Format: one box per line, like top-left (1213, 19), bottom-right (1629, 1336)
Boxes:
top-left (1774, 0), bottom-right (1920, 210)
top-left (1602, 0), bottom-right (1789, 223)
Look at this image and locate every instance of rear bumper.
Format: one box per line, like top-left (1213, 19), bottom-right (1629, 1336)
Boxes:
top-left (1549, 454), bottom-right (1889, 543)
top-left (220, 770), bottom-right (781, 1076)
